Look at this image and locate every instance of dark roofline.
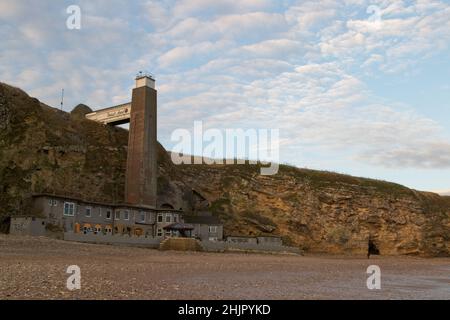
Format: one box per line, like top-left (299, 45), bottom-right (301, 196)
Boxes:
top-left (163, 223), bottom-right (194, 230)
top-left (135, 221), bottom-right (156, 226)
top-left (11, 215), bottom-right (46, 219)
top-left (31, 193), bottom-right (183, 212)
top-left (183, 215), bottom-right (222, 225)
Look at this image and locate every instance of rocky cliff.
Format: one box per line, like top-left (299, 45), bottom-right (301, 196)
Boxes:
top-left (0, 82), bottom-right (449, 256)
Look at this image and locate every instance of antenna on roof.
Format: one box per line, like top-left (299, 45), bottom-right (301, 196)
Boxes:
top-left (60, 89), bottom-right (64, 111)
top-left (135, 70), bottom-right (155, 80)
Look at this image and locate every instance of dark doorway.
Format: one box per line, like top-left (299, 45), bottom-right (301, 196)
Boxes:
top-left (368, 239), bottom-right (380, 258)
top-left (0, 216), bottom-right (11, 234)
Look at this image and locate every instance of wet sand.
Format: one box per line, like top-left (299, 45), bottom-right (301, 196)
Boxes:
top-left (0, 235), bottom-right (448, 300)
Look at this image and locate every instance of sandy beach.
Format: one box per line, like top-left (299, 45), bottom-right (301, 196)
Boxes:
top-left (0, 235), bottom-right (448, 300)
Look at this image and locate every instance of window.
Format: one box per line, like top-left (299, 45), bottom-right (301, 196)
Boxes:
top-left (115, 211), bottom-right (120, 220)
top-left (209, 226), bottom-right (218, 233)
top-left (52, 200), bottom-right (58, 206)
top-left (157, 228), bottom-right (163, 237)
top-left (106, 210), bottom-right (112, 220)
top-left (49, 199), bottom-right (57, 206)
top-left (139, 212), bottom-right (146, 223)
top-left (123, 210), bottom-right (130, 221)
top-left (173, 214), bottom-right (178, 223)
top-left (157, 214), bottom-right (163, 223)
top-left (63, 202), bottom-right (75, 216)
top-left (48, 199), bottom-right (52, 206)
top-left (83, 224), bottom-right (92, 234)
top-left (165, 213), bottom-right (171, 223)
top-left (86, 207), bottom-right (92, 217)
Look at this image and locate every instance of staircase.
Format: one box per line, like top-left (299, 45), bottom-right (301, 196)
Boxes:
top-left (159, 237), bottom-right (204, 252)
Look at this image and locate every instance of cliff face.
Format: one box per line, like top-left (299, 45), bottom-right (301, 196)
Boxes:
top-left (177, 164), bottom-right (450, 256)
top-left (0, 83), bottom-right (128, 211)
top-left (0, 82), bottom-right (449, 256)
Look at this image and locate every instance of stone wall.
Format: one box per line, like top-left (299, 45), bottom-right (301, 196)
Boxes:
top-left (201, 240), bottom-right (302, 254)
top-left (62, 233), bottom-right (301, 254)
top-left (63, 232), bottom-right (161, 248)
top-left (10, 217), bottom-right (46, 236)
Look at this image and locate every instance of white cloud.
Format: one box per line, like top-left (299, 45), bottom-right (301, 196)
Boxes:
top-left (172, 0), bottom-right (272, 18)
top-left (0, 1), bottom-right (26, 19)
top-left (213, 12), bottom-right (286, 37)
top-left (1, 0), bottom-right (450, 178)
top-left (358, 142), bottom-right (450, 169)
top-left (285, 1), bottom-right (338, 32)
top-left (143, 0), bottom-right (172, 30)
top-left (238, 39), bottom-right (304, 58)
top-left (434, 190), bottom-right (450, 196)
top-left (318, 1), bottom-right (450, 71)
top-left (156, 59), bottom-right (450, 170)
top-left (158, 40), bottom-right (231, 68)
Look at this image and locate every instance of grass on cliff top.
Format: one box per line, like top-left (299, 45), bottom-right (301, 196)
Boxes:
top-left (179, 159), bottom-right (414, 197)
top-left (278, 164), bottom-right (414, 196)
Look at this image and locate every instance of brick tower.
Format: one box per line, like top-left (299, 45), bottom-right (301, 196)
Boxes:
top-left (125, 74), bottom-right (157, 208)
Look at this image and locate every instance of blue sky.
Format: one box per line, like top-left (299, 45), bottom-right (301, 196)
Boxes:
top-left (0, 0), bottom-right (449, 194)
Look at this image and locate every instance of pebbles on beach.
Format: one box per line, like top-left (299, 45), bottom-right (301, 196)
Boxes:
top-left (0, 235), bottom-right (448, 300)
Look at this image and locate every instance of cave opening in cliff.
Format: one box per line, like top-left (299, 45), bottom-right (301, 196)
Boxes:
top-left (368, 239), bottom-right (380, 256)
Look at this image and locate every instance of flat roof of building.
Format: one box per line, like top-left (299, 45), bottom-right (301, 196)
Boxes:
top-left (183, 215), bottom-right (222, 225)
top-left (163, 223), bottom-right (194, 231)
